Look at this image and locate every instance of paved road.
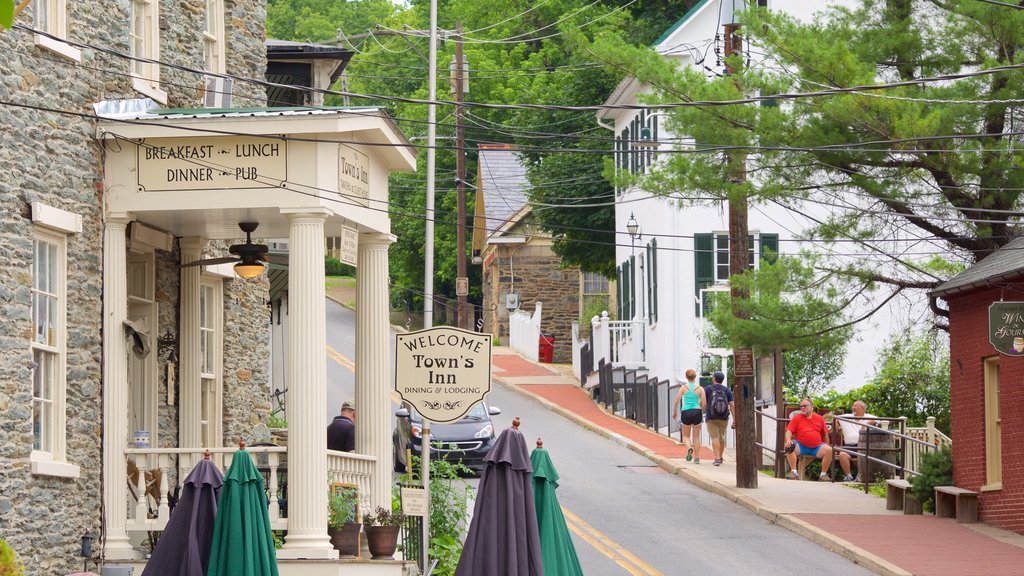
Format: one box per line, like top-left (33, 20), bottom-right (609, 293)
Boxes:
top-left (322, 302), bottom-right (874, 575)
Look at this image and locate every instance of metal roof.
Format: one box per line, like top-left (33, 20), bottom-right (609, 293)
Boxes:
top-left (478, 146), bottom-right (530, 237)
top-left (930, 236), bottom-right (1024, 298)
top-left (141, 106), bottom-right (384, 120)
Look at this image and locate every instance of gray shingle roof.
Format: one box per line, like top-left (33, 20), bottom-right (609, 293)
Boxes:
top-left (478, 147), bottom-right (529, 237)
top-left (931, 236), bottom-right (1024, 297)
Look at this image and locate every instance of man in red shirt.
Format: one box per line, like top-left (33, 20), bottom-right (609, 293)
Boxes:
top-left (784, 398), bottom-right (834, 480)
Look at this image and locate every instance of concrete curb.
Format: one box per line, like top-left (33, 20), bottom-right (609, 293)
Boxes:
top-left (493, 373), bottom-right (911, 576)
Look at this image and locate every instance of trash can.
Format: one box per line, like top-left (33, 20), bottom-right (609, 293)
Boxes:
top-left (538, 333), bottom-right (555, 363)
top-left (857, 428), bottom-right (897, 480)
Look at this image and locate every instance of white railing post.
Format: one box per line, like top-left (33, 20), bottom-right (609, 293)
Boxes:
top-left (157, 454), bottom-right (170, 524)
top-left (134, 459), bottom-right (149, 523)
top-left (926, 416), bottom-right (937, 445)
top-left (268, 452), bottom-right (281, 520)
top-left (595, 312), bottom-right (610, 364)
top-left (571, 322), bottom-right (581, 380)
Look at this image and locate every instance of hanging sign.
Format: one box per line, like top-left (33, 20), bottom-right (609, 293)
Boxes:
top-left (340, 226), bottom-right (358, 267)
top-left (989, 302), bottom-right (1024, 355)
top-left (395, 327), bottom-right (492, 423)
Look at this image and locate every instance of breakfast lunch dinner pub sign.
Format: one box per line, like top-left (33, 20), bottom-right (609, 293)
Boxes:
top-left (989, 302), bottom-right (1024, 356)
top-left (395, 327), bottom-right (492, 423)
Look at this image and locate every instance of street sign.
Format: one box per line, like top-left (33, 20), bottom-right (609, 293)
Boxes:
top-left (734, 347), bottom-right (755, 377)
top-left (394, 326), bottom-right (492, 423)
top-left (456, 276), bottom-right (469, 296)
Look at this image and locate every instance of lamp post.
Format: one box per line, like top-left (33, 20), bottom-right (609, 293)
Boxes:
top-left (626, 212), bottom-right (641, 255)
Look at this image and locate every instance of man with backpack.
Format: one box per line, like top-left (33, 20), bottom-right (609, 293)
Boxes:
top-left (705, 371), bottom-right (734, 466)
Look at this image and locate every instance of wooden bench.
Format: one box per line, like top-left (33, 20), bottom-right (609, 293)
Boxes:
top-left (885, 479), bottom-right (922, 515)
top-left (935, 486), bottom-right (978, 523)
top-left (796, 455), bottom-right (816, 480)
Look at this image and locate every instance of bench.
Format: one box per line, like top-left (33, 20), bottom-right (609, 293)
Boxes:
top-left (885, 479), bottom-right (922, 515)
top-left (934, 486), bottom-right (978, 523)
top-left (796, 455), bottom-right (816, 480)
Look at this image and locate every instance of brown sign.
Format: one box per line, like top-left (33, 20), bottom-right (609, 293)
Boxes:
top-left (734, 347), bottom-right (754, 377)
top-left (989, 302), bottom-right (1024, 356)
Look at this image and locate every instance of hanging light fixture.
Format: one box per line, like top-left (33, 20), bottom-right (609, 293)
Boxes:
top-left (234, 260), bottom-right (265, 279)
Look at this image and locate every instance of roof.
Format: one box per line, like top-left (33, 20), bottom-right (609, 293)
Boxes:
top-left (652, 0), bottom-right (714, 46)
top-left (930, 236), bottom-right (1024, 298)
top-left (148, 106), bottom-right (383, 119)
top-left (266, 39), bottom-right (352, 61)
top-left (478, 145), bottom-right (530, 238)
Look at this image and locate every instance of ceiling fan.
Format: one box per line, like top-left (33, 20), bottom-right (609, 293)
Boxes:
top-left (182, 222), bottom-right (284, 278)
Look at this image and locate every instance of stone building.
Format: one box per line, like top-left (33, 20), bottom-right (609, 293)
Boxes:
top-left (0, 3), bottom-right (413, 575)
top-left (472, 144), bottom-right (581, 363)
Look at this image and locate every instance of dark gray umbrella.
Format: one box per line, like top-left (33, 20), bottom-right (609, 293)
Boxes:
top-left (456, 417), bottom-right (544, 576)
top-left (143, 452), bottom-right (223, 576)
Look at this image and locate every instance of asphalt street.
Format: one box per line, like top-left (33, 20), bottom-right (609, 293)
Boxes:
top-left (323, 299), bottom-right (876, 575)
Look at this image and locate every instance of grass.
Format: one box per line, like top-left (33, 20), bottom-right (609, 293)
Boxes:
top-left (325, 276), bottom-right (356, 308)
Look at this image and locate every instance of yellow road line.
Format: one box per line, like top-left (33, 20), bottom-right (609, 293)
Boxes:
top-left (325, 345), bottom-right (401, 403)
top-left (561, 506), bottom-right (663, 576)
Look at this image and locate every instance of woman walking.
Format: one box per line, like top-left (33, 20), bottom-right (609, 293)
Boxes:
top-left (672, 369), bottom-right (706, 463)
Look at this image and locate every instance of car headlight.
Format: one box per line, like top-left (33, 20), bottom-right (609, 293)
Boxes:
top-left (411, 424), bottom-right (423, 438)
top-left (474, 423), bottom-right (494, 439)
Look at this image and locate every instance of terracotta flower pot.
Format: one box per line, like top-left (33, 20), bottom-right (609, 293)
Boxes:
top-left (364, 525), bottom-right (400, 560)
top-left (328, 523), bottom-right (361, 558)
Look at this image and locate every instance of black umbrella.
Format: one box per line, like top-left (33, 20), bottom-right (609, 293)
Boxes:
top-left (143, 451), bottom-right (223, 576)
top-left (456, 417), bottom-right (544, 576)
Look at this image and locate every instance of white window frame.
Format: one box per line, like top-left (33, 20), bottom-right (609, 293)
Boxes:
top-left (30, 226), bottom-right (79, 478)
top-left (130, 0), bottom-right (167, 103)
top-left (713, 232), bottom-right (757, 283)
top-left (199, 278), bottom-right (223, 449)
top-left (203, 0), bottom-right (226, 74)
top-left (33, 0), bottom-right (81, 61)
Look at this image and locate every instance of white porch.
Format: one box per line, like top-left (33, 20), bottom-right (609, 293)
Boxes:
top-left (97, 108), bottom-right (415, 567)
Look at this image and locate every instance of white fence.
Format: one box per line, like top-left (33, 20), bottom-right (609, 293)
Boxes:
top-left (509, 301), bottom-right (542, 361)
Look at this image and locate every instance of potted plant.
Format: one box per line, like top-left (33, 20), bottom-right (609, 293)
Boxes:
top-left (362, 505), bottom-right (405, 560)
top-left (328, 484), bottom-right (361, 558)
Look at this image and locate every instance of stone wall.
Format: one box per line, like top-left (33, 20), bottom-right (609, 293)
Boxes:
top-left (222, 274), bottom-right (272, 445)
top-left (0, 0), bottom-right (268, 572)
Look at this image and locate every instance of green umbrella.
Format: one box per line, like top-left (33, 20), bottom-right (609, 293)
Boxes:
top-left (531, 441), bottom-right (583, 576)
top-left (208, 446), bottom-right (279, 576)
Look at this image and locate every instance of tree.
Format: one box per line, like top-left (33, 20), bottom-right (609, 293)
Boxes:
top-left (583, 0), bottom-right (1024, 331)
top-left (861, 332), bottom-right (951, 433)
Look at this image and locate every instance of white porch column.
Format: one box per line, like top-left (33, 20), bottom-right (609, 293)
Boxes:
top-left (179, 237), bottom-right (206, 451)
top-left (102, 215), bottom-right (136, 559)
top-left (279, 209), bottom-right (337, 559)
top-left (356, 232), bottom-right (395, 514)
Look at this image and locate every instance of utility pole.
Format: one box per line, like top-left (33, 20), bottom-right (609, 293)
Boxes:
top-left (724, 21), bottom-right (757, 489)
top-left (454, 24), bottom-right (469, 330)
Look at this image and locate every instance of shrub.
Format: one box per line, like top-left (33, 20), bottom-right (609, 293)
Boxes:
top-left (910, 446), bottom-right (952, 513)
top-left (328, 486), bottom-right (359, 529)
top-left (325, 257), bottom-right (355, 277)
top-left (0, 540), bottom-right (24, 576)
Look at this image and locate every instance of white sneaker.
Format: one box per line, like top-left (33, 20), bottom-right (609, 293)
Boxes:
top-left (788, 470), bottom-right (799, 480)
top-left (819, 472), bottom-right (830, 481)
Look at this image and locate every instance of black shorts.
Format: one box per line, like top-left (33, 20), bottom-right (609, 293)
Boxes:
top-left (680, 408), bottom-right (703, 426)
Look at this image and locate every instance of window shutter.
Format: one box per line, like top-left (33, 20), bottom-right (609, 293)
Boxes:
top-left (648, 239), bottom-right (658, 323)
top-left (616, 264), bottom-right (623, 319)
top-left (694, 233), bottom-right (714, 316)
top-left (760, 233), bottom-right (779, 264)
top-left (628, 255), bottom-right (636, 320)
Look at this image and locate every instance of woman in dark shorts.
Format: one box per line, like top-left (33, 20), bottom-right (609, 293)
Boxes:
top-left (672, 369), bottom-right (706, 463)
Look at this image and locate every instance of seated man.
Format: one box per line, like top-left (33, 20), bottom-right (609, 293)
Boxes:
top-left (784, 398), bottom-right (833, 481)
top-left (835, 400), bottom-right (878, 482)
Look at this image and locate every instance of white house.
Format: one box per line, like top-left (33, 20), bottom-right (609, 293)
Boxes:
top-left (595, 0), bottom-right (923, 394)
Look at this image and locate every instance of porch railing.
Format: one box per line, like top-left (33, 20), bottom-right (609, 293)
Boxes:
top-left (590, 312), bottom-right (645, 367)
top-left (124, 446), bottom-right (377, 534)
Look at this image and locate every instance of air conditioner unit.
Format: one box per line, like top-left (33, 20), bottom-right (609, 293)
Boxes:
top-left (204, 76), bottom-right (233, 108)
top-left (504, 293), bottom-right (520, 310)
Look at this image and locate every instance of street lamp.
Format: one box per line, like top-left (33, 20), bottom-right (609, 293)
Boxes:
top-left (626, 213), bottom-right (641, 254)
top-left (80, 532), bottom-right (95, 573)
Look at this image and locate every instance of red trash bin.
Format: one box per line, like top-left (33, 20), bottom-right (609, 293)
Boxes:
top-left (538, 333), bottom-right (555, 363)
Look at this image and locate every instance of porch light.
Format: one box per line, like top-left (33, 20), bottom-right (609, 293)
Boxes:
top-left (81, 532), bottom-right (95, 572)
top-left (626, 213), bottom-right (640, 240)
top-left (234, 260), bottom-right (265, 279)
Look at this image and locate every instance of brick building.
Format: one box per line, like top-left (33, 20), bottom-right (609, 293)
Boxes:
top-left (472, 144), bottom-right (581, 363)
top-left (931, 236), bottom-right (1024, 534)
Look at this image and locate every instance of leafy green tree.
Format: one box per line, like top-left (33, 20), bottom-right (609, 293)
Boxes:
top-left (583, 0), bottom-right (1024, 331)
top-left (860, 331), bottom-right (950, 433)
top-left (0, 0), bottom-right (14, 29)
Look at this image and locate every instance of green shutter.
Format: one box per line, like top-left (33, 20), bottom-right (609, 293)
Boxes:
top-left (628, 255), bottom-right (636, 320)
top-left (616, 264), bottom-right (623, 319)
top-left (648, 239), bottom-right (658, 323)
top-left (694, 233), bottom-right (714, 316)
top-left (760, 233), bottom-right (779, 264)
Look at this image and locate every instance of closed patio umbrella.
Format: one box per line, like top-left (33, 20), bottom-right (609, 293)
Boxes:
top-left (531, 439), bottom-right (583, 576)
top-left (207, 441), bottom-right (279, 576)
top-left (456, 417), bottom-right (543, 576)
top-left (142, 451), bottom-right (223, 576)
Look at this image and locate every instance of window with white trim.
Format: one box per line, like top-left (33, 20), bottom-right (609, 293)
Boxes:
top-left (30, 228), bottom-right (78, 477)
top-left (33, 0), bottom-right (81, 60)
top-left (130, 0), bottom-right (165, 102)
top-left (203, 0), bottom-right (225, 74)
top-left (199, 279), bottom-right (223, 448)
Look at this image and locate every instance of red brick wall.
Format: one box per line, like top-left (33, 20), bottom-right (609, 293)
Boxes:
top-left (947, 286), bottom-right (1024, 533)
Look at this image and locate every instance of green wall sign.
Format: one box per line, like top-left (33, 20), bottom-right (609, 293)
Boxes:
top-left (989, 302), bottom-right (1024, 356)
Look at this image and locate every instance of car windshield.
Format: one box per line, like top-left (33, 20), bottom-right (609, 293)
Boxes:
top-left (410, 402), bottom-right (488, 421)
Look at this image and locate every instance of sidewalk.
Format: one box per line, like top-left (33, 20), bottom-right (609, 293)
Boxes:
top-left (490, 346), bottom-right (1024, 576)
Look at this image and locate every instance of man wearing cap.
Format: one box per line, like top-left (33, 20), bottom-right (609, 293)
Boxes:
top-left (704, 371), bottom-right (734, 466)
top-left (327, 400), bottom-right (356, 452)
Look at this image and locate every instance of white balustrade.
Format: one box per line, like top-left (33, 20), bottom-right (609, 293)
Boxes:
top-left (122, 446), bottom-right (376, 535)
top-left (509, 302), bottom-right (542, 361)
top-left (590, 311), bottom-right (645, 367)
